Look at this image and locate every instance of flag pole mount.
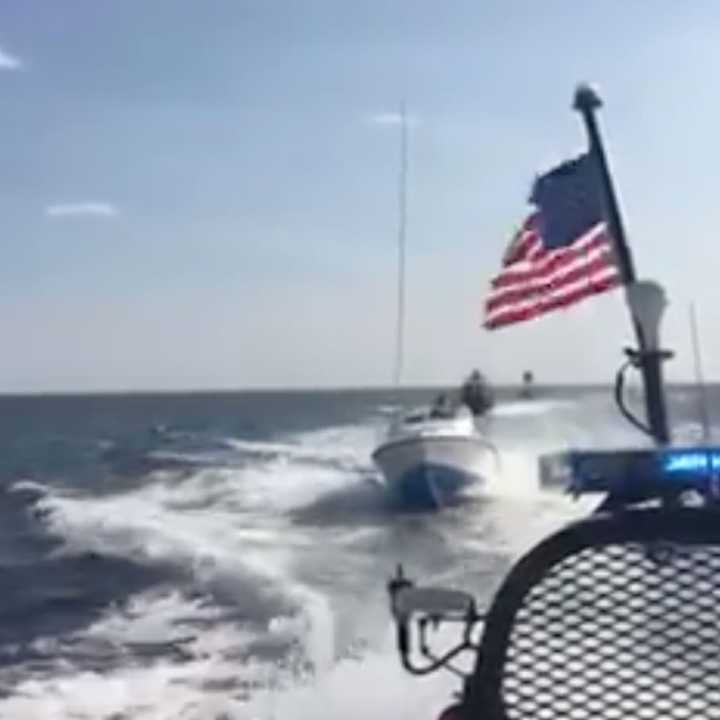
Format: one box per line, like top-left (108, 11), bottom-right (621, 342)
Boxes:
top-left (573, 83), bottom-right (672, 446)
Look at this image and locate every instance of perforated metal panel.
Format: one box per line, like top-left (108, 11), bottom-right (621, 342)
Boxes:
top-left (465, 510), bottom-right (720, 720)
top-left (502, 541), bottom-right (720, 720)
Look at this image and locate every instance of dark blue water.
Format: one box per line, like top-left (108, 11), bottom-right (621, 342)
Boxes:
top-left (0, 386), bottom-right (708, 718)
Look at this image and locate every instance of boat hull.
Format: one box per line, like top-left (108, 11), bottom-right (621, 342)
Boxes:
top-left (372, 435), bottom-right (486, 507)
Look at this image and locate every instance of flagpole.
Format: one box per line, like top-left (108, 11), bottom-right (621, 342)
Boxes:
top-left (573, 84), bottom-right (671, 445)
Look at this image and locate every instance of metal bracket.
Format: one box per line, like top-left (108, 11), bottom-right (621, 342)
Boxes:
top-left (387, 565), bottom-right (484, 678)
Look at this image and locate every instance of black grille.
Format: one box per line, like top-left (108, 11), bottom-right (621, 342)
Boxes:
top-left (501, 541), bottom-right (720, 720)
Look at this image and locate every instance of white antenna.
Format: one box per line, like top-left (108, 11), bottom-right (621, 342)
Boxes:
top-left (393, 102), bottom-right (408, 387)
top-left (689, 301), bottom-right (711, 442)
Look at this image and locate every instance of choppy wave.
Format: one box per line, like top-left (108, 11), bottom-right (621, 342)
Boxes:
top-left (0, 389), bottom-right (695, 719)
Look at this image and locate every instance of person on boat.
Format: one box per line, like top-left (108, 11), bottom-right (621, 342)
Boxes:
top-left (430, 392), bottom-right (455, 419)
top-left (519, 371), bottom-right (535, 399)
top-left (460, 370), bottom-right (494, 417)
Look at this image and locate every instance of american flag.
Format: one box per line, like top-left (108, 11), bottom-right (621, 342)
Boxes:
top-left (484, 153), bottom-right (622, 330)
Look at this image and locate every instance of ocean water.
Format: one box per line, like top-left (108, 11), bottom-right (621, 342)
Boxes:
top-left (0, 385), bottom-right (710, 719)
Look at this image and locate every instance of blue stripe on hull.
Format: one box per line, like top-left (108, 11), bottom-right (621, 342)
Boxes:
top-left (389, 463), bottom-right (477, 509)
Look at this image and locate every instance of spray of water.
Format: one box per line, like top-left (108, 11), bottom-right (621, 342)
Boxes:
top-left (0, 393), bottom-right (654, 719)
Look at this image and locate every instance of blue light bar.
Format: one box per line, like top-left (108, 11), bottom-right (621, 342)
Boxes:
top-left (663, 450), bottom-right (720, 474)
top-left (539, 446), bottom-right (720, 499)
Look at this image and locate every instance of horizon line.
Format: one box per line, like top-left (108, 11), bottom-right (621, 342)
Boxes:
top-left (0, 380), bottom-right (706, 399)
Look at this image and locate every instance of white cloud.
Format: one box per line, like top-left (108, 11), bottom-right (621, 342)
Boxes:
top-left (366, 112), bottom-right (420, 128)
top-left (45, 203), bottom-right (119, 219)
top-left (0, 46), bottom-right (22, 70)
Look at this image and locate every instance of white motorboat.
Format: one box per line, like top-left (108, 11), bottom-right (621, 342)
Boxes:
top-left (372, 405), bottom-right (493, 506)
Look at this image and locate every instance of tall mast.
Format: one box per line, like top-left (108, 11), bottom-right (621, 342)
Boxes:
top-left (393, 102), bottom-right (408, 387)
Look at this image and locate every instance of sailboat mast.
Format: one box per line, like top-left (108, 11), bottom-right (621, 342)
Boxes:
top-left (393, 102), bottom-right (408, 387)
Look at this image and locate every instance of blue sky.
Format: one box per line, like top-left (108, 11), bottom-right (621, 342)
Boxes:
top-left (0, 1), bottom-right (718, 391)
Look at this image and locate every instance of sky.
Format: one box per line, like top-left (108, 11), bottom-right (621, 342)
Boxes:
top-left (1, 1), bottom-right (719, 392)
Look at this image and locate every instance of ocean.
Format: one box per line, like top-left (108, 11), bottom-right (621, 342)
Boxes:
top-left (0, 386), bottom-right (709, 719)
